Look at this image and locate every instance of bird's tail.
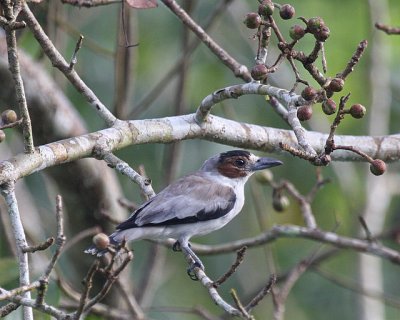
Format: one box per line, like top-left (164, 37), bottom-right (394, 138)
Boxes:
top-left (84, 233), bottom-right (120, 257)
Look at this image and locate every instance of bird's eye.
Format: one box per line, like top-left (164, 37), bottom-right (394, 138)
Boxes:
top-left (234, 159), bottom-right (246, 167)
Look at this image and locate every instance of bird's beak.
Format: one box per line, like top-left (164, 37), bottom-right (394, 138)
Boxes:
top-left (252, 157), bottom-right (283, 171)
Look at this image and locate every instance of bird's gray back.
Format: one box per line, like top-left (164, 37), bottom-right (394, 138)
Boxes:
top-left (116, 172), bottom-right (237, 230)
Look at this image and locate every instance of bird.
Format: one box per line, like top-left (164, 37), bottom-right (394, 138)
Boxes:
top-left (85, 150), bottom-right (282, 278)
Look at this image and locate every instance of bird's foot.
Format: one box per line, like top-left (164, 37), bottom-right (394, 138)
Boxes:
top-left (178, 241), bottom-right (204, 280)
top-left (173, 241), bottom-right (193, 252)
top-left (172, 241), bottom-right (181, 252)
top-left (187, 261), bottom-right (204, 281)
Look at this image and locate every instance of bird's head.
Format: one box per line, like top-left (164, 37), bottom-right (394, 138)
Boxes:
top-left (201, 150), bottom-right (282, 179)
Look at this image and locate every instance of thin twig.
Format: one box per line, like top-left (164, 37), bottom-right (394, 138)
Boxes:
top-left (182, 224), bottom-right (400, 265)
top-left (82, 250), bottom-right (133, 313)
top-left (136, 243), bottom-right (166, 307)
top-left (0, 302), bottom-right (19, 317)
top-left (0, 283), bottom-right (39, 301)
top-left (99, 209), bottom-right (124, 225)
top-left (114, 1), bottom-right (135, 119)
top-left (35, 280), bottom-right (47, 306)
top-left (358, 216), bottom-right (376, 243)
top-left (267, 15), bottom-right (285, 43)
top-left (62, 226), bottom-right (102, 254)
top-left (129, 0), bottom-right (235, 118)
top-left (0, 289), bottom-right (68, 318)
top-left (61, 0), bottom-right (121, 7)
top-left (100, 153), bottom-right (155, 200)
top-left (148, 305), bottom-right (218, 320)
top-left (213, 246), bottom-right (247, 288)
top-left (279, 180), bottom-right (317, 228)
top-left (2, 3), bottom-right (34, 153)
top-left (321, 43), bottom-right (327, 73)
top-left (273, 244), bottom-right (327, 320)
top-left (230, 289), bottom-right (253, 319)
top-left (74, 260), bottom-right (100, 319)
top-left (117, 197), bottom-right (138, 212)
top-left (22, 237), bottom-right (54, 253)
top-left (312, 266), bottom-right (400, 309)
top-left (289, 44), bottom-right (327, 86)
top-left (60, 300), bottom-right (132, 320)
top-left (58, 275), bottom-right (138, 320)
top-left (256, 25), bottom-right (271, 64)
top-left (334, 145), bottom-right (374, 162)
top-left (69, 34), bottom-right (84, 70)
top-left (245, 274), bottom-right (277, 312)
top-left (0, 118), bottom-right (23, 130)
top-left (162, 0), bottom-right (191, 183)
top-left (0, 182), bottom-right (33, 319)
top-left (114, 280), bottom-right (146, 319)
top-left (43, 195), bottom-right (66, 279)
top-left (181, 250), bottom-right (241, 316)
top-left (279, 142), bottom-right (317, 162)
top-left (336, 40), bottom-right (368, 80)
top-left (285, 102), bottom-right (317, 157)
top-left (161, 0), bottom-right (251, 81)
top-left (306, 169), bottom-right (330, 202)
top-left (375, 22), bottom-right (400, 35)
top-left (324, 93), bottom-right (350, 154)
top-left (268, 96), bottom-right (288, 122)
top-left (54, 16), bottom-right (114, 58)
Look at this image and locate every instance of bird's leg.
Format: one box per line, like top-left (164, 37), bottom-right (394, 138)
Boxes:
top-left (180, 243), bottom-right (205, 281)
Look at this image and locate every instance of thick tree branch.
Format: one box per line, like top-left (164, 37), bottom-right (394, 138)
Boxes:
top-left (0, 113), bottom-right (398, 186)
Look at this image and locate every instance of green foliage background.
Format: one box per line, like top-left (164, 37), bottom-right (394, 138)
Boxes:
top-left (1, 0), bottom-right (400, 319)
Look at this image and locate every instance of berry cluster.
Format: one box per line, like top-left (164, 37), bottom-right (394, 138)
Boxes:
top-left (242, 1), bottom-right (386, 175)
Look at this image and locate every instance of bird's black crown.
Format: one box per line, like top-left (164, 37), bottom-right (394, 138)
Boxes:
top-left (219, 150), bottom-right (251, 163)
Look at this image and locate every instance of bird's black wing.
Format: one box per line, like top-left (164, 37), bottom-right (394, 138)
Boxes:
top-left (117, 173), bottom-right (236, 230)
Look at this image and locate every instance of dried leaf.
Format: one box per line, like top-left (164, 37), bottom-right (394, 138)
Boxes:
top-left (126, 0), bottom-right (158, 9)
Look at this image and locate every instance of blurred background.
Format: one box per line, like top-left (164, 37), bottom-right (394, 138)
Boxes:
top-left (0, 0), bottom-right (400, 319)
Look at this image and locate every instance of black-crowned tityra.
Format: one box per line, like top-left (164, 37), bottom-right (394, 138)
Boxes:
top-left (85, 150), bottom-right (282, 277)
